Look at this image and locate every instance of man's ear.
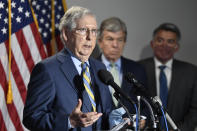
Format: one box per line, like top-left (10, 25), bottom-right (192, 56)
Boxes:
top-left (97, 38), bottom-right (103, 48)
top-left (150, 40), bottom-right (154, 48)
top-left (174, 43), bottom-right (179, 52)
top-left (97, 38), bottom-right (102, 43)
top-left (62, 28), bottom-right (68, 42)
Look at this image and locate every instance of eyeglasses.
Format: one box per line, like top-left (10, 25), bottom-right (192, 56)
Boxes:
top-left (74, 28), bottom-right (98, 36)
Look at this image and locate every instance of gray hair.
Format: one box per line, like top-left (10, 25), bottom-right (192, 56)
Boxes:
top-left (59, 6), bottom-right (95, 32)
top-left (98, 17), bottom-right (127, 42)
top-left (153, 23), bottom-right (181, 41)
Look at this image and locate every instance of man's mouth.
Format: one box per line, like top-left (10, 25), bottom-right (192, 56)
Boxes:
top-left (84, 44), bottom-right (92, 48)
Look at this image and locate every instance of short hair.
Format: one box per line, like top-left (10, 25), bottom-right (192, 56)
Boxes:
top-left (59, 6), bottom-right (95, 32)
top-left (153, 23), bottom-right (181, 41)
top-left (98, 17), bottom-right (127, 42)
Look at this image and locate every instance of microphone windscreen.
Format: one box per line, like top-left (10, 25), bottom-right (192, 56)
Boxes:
top-left (98, 69), bottom-right (114, 85)
top-left (124, 72), bottom-right (135, 83)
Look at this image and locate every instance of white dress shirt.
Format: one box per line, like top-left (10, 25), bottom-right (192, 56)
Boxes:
top-left (154, 57), bottom-right (173, 96)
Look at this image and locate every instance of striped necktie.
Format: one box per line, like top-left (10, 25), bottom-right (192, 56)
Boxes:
top-left (159, 65), bottom-right (168, 108)
top-left (82, 62), bottom-right (96, 112)
top-left (110, 63), bottom-right (120, 107)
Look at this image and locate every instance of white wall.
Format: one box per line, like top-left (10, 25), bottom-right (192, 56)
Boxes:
top-left (66, 0), bottom-right (197, 66)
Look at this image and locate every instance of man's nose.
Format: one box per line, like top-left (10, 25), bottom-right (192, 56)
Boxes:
top-left (86, 30), bottom-right (94, 40)
top-left (112, 40), bottom-right (119, 47)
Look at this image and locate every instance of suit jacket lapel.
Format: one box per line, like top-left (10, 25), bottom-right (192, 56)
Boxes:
top-left (57, 48), bottom-right (92, 112)
top-left (57, 49), bottom-right (78, 93)
top-left (121, 57), bottom-right (127, 90)
top-left (167, 60), bottom-right (179, 109)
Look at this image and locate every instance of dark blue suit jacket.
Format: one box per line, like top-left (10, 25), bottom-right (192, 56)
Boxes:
top-left (23, 48), bottom-right (113, 131)
top-left (120, 56), bottom-right (148, 113)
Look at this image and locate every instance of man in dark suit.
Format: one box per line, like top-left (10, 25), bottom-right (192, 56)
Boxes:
top-left (139, 23), bottom-right (197, 131)
top-left (96, 17), bottom-right (148, 129)
top-left (23, 6), bottom-right (113, 131)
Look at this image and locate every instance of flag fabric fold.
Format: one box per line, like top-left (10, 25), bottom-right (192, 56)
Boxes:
top-left (31, 0), bottom-right (67, 56)
top-left (0, 0), bottom-right (66, 130)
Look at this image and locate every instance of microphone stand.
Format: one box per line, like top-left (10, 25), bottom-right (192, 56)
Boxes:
top-left (140, 96), bottom-right (159, 131)
top-left (136, 96), bottom-right (141, 131)
top-left (124, 73), bottom-right (179, 130)
top-left (110, 91), bottom-right (139, 131)
top-left (130, 86), bottom-right (160, 130)
top-left (113, 92), bottom-right (134, 123)
top-left (151, 97), bottom-right (180, 131)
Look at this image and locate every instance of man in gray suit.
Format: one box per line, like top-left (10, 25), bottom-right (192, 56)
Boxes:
top-left (139, 23), bottom-right (197, 131)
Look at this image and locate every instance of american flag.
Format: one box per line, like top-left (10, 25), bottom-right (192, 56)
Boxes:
top-left (31, 0), bottom-right (67, 56)
top-left (0, 0), bottom-right (67, 130)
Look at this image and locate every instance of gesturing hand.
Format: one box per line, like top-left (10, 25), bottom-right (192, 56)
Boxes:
top-left (69, 99), bottom-right (103, 128)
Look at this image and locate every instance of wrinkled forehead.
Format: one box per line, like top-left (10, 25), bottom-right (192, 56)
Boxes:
top-left (75, 15), bottom-right (97, 28)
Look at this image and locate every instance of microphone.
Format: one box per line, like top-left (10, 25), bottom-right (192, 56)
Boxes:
top-left (152, 96), bottom-right (179, 130)
top-left (125, 72), bottom-right (179, 130)
top-left (124, 72), bottom-right (148, 96)
top-left (97, 69), bottom-right (135, 105)
top-left (125, 72), bottom-right (144, 88)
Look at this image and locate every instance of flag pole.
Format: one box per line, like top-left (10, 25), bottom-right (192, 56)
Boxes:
top-left (51, 0), bottom-right (56, 55)
top-left (62, 0), bottom-right (68, 11)
top-left (7, 0), bottom-right (13, 104)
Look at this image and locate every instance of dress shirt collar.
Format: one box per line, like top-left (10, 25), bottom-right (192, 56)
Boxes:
top-left (66, 48), bottom-right (90, 74)
top-left (101, 54), bottom-right (121, 70)
top-left (154, 57), bottom-right (173, 70)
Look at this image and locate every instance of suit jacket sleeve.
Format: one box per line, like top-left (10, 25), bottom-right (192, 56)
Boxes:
top-left (23, 62), bottom-right (70, 131)
top-left (179, 70), bottom-right (197, 131)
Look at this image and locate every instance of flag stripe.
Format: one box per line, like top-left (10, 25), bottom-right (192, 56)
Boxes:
top-left (24, 24), bottom-right (43, 65)
top-left (11, 33), bottom-right (31, 87)
top-left (30, 23), bottom-right (47, 59)
top-left (7, 104), bottom-right (23, 131)
top-left (0, 43), bottom-right (25, 118)
top-left (0, 107), bottom-right (7, 131)
top-left (10, 73), bottom-right (28, 131)
top-left (5, 41), bottom-right (27, 103)
top-left (46, 42), bottom-right (53, 56)
top-left (15, 29), bottom-right (35, 73)
top-left (0, 85), bottom-right (15, 131)
top-left (0, 61), bottom-right (23, 131)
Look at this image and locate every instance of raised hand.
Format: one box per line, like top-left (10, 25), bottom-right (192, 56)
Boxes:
top-left (69, 99), bottom-right (103, 128)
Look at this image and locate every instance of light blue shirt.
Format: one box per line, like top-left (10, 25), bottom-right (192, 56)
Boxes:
top-left (109, 107), bottom-right (147, 129)
top-left (109, 107), bottom-right (126, 128)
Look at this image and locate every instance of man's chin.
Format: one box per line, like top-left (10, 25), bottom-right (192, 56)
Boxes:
top-left (77, 53), bottom-right (91, 61)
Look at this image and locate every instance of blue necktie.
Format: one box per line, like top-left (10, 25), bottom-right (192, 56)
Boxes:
top-left (159, 65), bottom-right (168, 129)
top-left (82, 62), bottom-right (96, 112)
top-left (159, 65), bottom-right (168, 108)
